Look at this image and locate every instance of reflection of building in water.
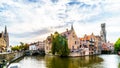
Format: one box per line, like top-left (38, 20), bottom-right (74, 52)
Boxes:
top-left (45, 55), bottom-right (103, 68)
top-left (118, 63), bottom-right (120, 68)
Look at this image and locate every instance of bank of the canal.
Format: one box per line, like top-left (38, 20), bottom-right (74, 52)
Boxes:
top-left (0, 52), bottom-right (25, 68)
top-left (10, 54), bottom-right (120, 68)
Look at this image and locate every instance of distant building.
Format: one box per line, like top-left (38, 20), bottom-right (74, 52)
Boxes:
top-left (45, 35), bottom-right (52, 54)
top-left (0, 26), bottom-right (9, 52)
top-left (80, 33), bottom-right (102, 55)
top-left (61, 25), bottom-right (80, 52)
top-left (29, 44), bottom-right (37, 50)
top-left (45, 25), bottom-right (80, 54)
top-left (29, 41), bottom-right (45, 51)
top-left (45, 23), bottom-right (112, 56)
top-left (0, 32), bottom-right (6, 52)
top-left (102, 41), bottom-right (114, 52)
top-left (36, 41), bottom-right (45, 51)
top-left (100, 23), bottom-right (107, 43)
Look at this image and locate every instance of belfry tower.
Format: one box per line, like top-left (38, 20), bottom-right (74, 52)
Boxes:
top-left (4, 26), bottom-right (9, 48)
top-left (100, 23), bottom-right (107, 43)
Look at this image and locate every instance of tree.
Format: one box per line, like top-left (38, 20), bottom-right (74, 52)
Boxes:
top-left (51, 32), bottom-right (59, 55)
top-left (11, 46), bottom-right (20, 51)
top-left (11, 42), bottom-right (29, 52)
top-left (114, 38), bottom-right (120, 52)
top-left (51, 32), bottom-right (70, 56)
top-left (24, 43), bottom-right (29, 50)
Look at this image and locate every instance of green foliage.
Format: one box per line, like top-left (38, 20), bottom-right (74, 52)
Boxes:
top-left (11, 42), bottom-right (29, 51)
top-left (11, 46), bottom-right (20, 51)
top-left (51, 32), bottom-right (70, 56)
top-left (114, 38), bottom-right (120, 52)
top-left (24, 44), bottom-right (29, 50)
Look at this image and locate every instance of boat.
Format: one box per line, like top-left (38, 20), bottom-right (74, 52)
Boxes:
top-left (8, 63), bottom-right (20, 68)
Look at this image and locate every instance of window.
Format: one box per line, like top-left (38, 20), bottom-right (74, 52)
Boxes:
top-left (72, 46), bottom-right (74, 50)
top-left (80, 45), bottom-right (81, 48)
top-left (73, 35), bottom-right (75, 38)
top-left (75, 41), bottom-right (76, 44)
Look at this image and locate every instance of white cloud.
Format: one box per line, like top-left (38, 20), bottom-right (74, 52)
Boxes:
top-left (0, 0), bottom-right (120, 45)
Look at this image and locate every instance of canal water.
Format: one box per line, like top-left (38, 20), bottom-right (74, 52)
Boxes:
top-left (11, 55), bottom-right (120, 68)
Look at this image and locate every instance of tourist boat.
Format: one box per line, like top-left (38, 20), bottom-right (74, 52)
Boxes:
top-left (8, 63), bottom-right (20, 68)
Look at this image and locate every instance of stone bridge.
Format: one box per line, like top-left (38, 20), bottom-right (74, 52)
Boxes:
top-left (25, 50), bottom-right (45, 56)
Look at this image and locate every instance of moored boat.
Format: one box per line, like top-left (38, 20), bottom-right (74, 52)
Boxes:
top-left (8, 63), bottom-right (20, 68)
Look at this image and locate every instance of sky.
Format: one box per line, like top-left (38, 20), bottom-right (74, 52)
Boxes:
top-left (0, 0), bottom-right (120, 45)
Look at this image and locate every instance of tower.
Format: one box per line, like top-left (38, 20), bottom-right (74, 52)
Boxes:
top-left (4, 26), bottom-right (9, 48)
top-left (100, 23), bottom-right (107, 43)
top-left (71, 24), bottom-right (74, 30)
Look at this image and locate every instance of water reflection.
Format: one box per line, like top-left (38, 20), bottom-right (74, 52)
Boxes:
top-left (45, 56), bottom-right (103, 68)
top-left (18, 56), bottom-right (46, 68)
top-left (12, 55), bottom-right (119, 68)
top-left (99, 55), bottom-right (120, 68)
top-left (119, 63), bottom-right (120, 68)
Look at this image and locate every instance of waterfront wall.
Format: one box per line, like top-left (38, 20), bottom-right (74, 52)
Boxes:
top-left (0, 52), bottom-right (24, 62)
top-left (0, 53), bottom-right (15, 62)
top-left (6, 52), bottom-right (24, 67)
top-left (10, 52), bottom-right (24, 62)
top-left (0, 52), bottom-right (24, 67)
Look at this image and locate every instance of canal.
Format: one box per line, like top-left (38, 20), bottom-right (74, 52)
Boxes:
top-left (11, 55), bottom-right (120, 68)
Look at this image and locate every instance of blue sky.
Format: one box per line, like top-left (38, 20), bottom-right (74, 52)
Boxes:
top-left (0, 0), bottom-right (120, 45)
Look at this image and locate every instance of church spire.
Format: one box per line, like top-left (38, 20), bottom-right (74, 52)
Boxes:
top-left (4, 25), bottom-right (9, 48)
top-left (5, 25), bottom-right (7, 34)
top-left (1, 31), bottom-right (4, 38)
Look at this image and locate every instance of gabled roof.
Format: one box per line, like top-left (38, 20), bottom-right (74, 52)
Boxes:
top-left (80, 33), bottom-right (101, 41)
top-left (83, 35), bottom-right (91, 41)
top-left (61, 29), bottom-right (72, 36)
top-left (61, 24), bottom-right (75, 37)
top-left (80, 38), bottom-right (84, 41)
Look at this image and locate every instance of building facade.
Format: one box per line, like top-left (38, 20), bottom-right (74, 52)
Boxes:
top-left (80, 33), bottom-right (102, 55)
top-left (36, 41), bottom-right (45, 51)
top-left (29, 44), bottom-right (37, 50)
top-left (29, 41), bottom-right (45, 51)
top-left (0, 26), bottom-right (9, 52)
top-left (45, 36), bottom-right (52, 54)
top-left (45, 25), bottom-right (80, 54)
top-left (45, 23), bottom-right (111, 56)
top-left (61, 25), bottom-right (80, 52)
top-left (0, 32), bottom-right (6, 52)
top-left (102, 42), bottom-right (114, 53)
